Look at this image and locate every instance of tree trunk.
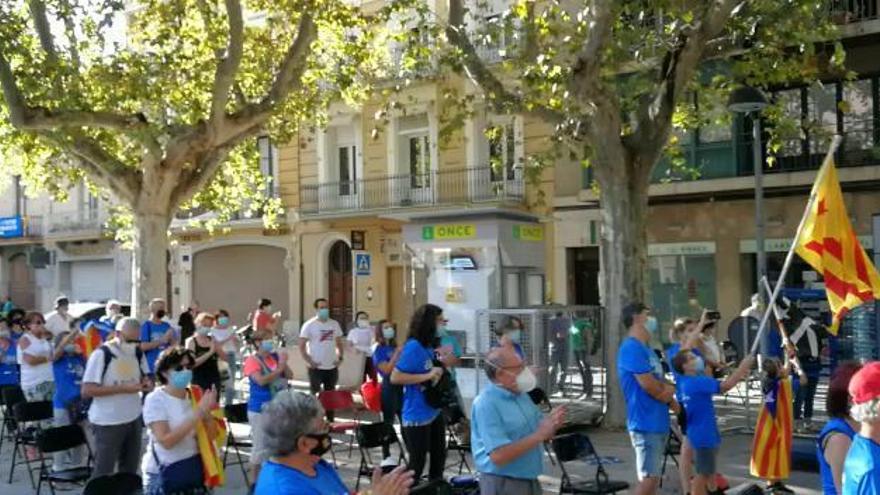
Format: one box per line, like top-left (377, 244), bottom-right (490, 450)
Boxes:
top-left (594, 155), bottom-right (651, 429)
top-left (131, 211), bottom-right (172, 319)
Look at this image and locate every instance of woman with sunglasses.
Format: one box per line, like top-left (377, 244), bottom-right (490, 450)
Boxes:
top-left (141, 347), bottom-right (218, 495)
top-left (17, 311), bottom-right (57, 403)
top-left (254, 390), bottom-right (414, 495)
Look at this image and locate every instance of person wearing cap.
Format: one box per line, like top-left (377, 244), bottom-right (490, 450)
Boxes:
top-left (472, 345), bottom-right (565, 495)
top-left (100, 300), bottom-right (124, 326)
top-left (616, 301), bottom-right (678, 495)
top-left (45, 296), bottom-right (73, 338)
top-left (842, 361), bottom-right (880, 495)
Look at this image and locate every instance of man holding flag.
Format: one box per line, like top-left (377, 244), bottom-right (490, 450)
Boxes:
top-left (748, 137), bottom-right (880, 492)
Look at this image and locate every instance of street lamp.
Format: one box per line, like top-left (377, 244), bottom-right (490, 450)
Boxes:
top-left (728, 85), bottom-right (769, 303)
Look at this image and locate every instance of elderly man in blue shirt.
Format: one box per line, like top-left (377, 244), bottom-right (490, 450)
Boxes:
top-left (471, 344), bottom-right (565, 495)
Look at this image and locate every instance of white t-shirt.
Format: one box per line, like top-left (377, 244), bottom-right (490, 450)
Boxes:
top-left (347, 327), bottom-right (374, 356)
top-left (141, 388), bottom-right (199, 474)
top-left (17, 333), bottom-right (54, 389)
top-left (44, 312), bottom-right (72, 338)
top-left (82, 342), bottom-right (149, 425)
top-left (299, 316), bottom-right (342, 370)
top-left (210, 328), bottom-right (238, 354)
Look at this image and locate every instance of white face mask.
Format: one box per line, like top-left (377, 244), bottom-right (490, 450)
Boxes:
top-left (357, 319), bottom-right (370, 329)
top-left (514, 367), bottom-right (537, 394)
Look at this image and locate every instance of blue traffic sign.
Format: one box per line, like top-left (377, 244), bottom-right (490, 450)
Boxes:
top-left (355, 253), bottom-right (371, 276)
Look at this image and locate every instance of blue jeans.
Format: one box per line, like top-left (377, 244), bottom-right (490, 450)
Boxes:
top-left (629, 431), bottom-right (665, 480)
top-left (143, 471), bottom-right (163, 495)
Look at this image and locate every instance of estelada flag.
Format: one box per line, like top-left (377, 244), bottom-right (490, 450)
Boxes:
top-left (189, 385), bottom-right (227, 488)
top-left (794, 153), bottom-right (880, 334)
top-left (750, 377), bottom-right (793, 480)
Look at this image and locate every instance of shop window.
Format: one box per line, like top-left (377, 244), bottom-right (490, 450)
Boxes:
top-left (649, 254), bottom-right (717, 336)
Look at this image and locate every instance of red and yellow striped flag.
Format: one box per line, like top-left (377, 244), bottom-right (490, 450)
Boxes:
top-left (190, 385), bottom-right (227, 488)
top-left (76, 323), bottom-right (104, 358)
top-left (794, 154), bottom-right (880, 334)
top-left (750, 378), bottom-right (793, 480)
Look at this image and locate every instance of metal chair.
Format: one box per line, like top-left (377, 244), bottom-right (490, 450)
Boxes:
top-left (659, 428), bottom-right (682, 488)
top-left (9, 399), bottom-right (53, 488)
top-left (34, 424), bottom-right (92, 495)
top-left (82, 472), bottom-right (143, 495)
top-left (354, 422), bottom-right (406, 492)
top-left (222, 402), bottom-right (251, 486)
top-left (443, 405), bottom-right (471, 474)
top-left (0, 384), bottom-right (23, 453)
top-left (552, 432), bottom-right (629, 494)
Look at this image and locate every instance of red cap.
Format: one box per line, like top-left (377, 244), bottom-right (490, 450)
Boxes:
top-left (848, 361), bottom-right (880, 405)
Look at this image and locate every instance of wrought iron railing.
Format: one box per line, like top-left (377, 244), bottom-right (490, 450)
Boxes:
top-left (300, 165), bottom-right (525, 216)
top-left (829, 0), bottom-right (879, 23)
top-left (45, 209), bottom-right (105, 235)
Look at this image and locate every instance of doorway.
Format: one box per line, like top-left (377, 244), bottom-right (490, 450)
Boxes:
top-left (568, 247), bottom-right (600, 306)
top-left (328, 240), bottom-right (353, 328)
top-left (8, 253), bottom-right (35, 310)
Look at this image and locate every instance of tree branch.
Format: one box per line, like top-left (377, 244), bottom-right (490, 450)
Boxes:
top-left (210, 0), bottom-right (244, 124)
top-left (168, 144), bottom-right (235, 207)
top-left (633, 0), bottom-right (743, 162)
top-left (445, 0), bottom-right (562, 123)
top-left (223, 13), bottom-right (316, 143)
top-left (40, 131), bottom-right (140, 201)
top-left (569, 0), bottom-right (615, 102)
top-left (27, 0), bottom-right (57, 63)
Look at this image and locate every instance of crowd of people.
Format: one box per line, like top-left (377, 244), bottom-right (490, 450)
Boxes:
top-left (1, 293), bottom-right (879, 495)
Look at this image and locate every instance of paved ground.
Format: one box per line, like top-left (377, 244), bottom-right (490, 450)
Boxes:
top-left (0, 377), bottom-right (827, 494)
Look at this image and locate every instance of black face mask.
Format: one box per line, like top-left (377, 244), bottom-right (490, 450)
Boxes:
top-left (305, 432), bottom-right (331, 457)
top-left (155, 310), bottom-right (166, 319)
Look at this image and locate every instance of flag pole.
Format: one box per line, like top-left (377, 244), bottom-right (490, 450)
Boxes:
top-left (748, 135), bottom-right (843, 357)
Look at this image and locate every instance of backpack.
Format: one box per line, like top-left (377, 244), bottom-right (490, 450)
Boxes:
top-left (99, 344), bottom-right (146, 383)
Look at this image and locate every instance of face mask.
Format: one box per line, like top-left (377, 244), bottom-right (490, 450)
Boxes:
top-left (260, 341), bottom-right (275, 353)
top-left (645, 316), bottom-right (659, 335)
top-left (63, 344), bottom-right (77, 354)
top-left (217, 317), bottom-right (230, 327)
top-left (514, 367), bottom-right (537, 393)
top-left (155, 309), bottom-right (166, 319)
top-left (357, 319), bottom-right (369, 329)
top-left (508, 330), bottom-right (522, 343)
top-left (317, 308), bottom-right (329, 320)
top-left (382, 327), bottom-right (395, 340)
top-left (196, 327), bottom-right (211, 337)
top-left (306, 432), bottom-right (332, 457)
top-left (169, 369), bottom-right (193, 389)
top-left (437, 325), bottom-right (448, 337)
top-left (108, 308), bottom-right (119, 316)
top-left (692, 356), bottom-right (706, 375)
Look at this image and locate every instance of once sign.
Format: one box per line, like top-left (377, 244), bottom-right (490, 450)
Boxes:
top-left (422, 224), bottom-right (476, 240)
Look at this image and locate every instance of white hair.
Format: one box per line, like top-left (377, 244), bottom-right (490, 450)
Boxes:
top-left (115, 317), bottom-right (140, 333)
top-left (852, 398), bottom-right (880, 423)
top-left (258, 391), bottom-right (324, 457)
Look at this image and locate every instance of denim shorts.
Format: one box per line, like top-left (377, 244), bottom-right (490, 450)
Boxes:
top-left (693, 447), bottom-right (718, 476)
top-left (629, 431), bottom-right (666, 480)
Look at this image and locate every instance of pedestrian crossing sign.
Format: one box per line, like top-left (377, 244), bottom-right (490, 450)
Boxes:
top-left (355, 253), bottom-right (371, 276)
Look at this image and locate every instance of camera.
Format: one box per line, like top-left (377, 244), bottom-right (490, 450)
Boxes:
top-left (706, 310), bottom-right (721, 321)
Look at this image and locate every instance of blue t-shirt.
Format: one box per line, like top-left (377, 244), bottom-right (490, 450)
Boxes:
top-left (52, 353), bottom-right (86, 409)
top-left (842, 434), bottom-right (880, 495)
top-left (617, 336), bottom-right (669, 433)
top-left (0, 333), bottom-right (20, 386)
top-left (395, 339), bottom-right (438, 425)
top-left (818, 417), bottom-right (857, 495)
top-left (246, 352), bottom-right (282, 414)
top-left (438, 333), bottom-right (463, 379)
top-left (679, 375), bottom-right (722, 449)
top-left (372, 344), bottom-right (395, 380)
top-left (140, 320), bottom-right (172, 373)
top-left (471, 382), bottom-right (544, 480)
top-left (254, 459), bottom-right (348, 495)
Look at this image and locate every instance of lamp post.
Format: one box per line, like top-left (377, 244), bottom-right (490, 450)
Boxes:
top-left (728, 85), bottom-right (770, 302)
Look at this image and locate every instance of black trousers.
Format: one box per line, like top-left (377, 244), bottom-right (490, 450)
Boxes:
top-left (308, 367), bottom-right (339, 421)
top-left (381, 382), bottom-right (403, 458)
top-left (402, 415), bottom-right (447, 482)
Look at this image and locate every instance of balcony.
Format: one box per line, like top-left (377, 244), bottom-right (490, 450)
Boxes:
top-left (829, 0), bottom-right (879, 24)
top-left (300, 166), bottom-right (525, 216)
top-left (45, 209), bottom-right (107, 238)
top-left (0, 215), bottom-right (43, 241)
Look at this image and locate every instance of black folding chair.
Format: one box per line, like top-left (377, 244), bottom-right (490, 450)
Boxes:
top-left (443, 405), bottom-right (471, 474)
top-left (35, 424), bottom-right (92, 495)
top-left (552, 432), bottom-right (629, 494)
top-left (82, 472), bottom-right (143, 495)
top-left (9, 399), bottom-right (53, 487)
top-left (659, 428), bottom-right (681, 488)
top-left (0, 384), bottom-right (23, 453)
top-left (354, 422), bottom-right (406, 492)
top-left (222, 402), bottom-right (251, 486)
